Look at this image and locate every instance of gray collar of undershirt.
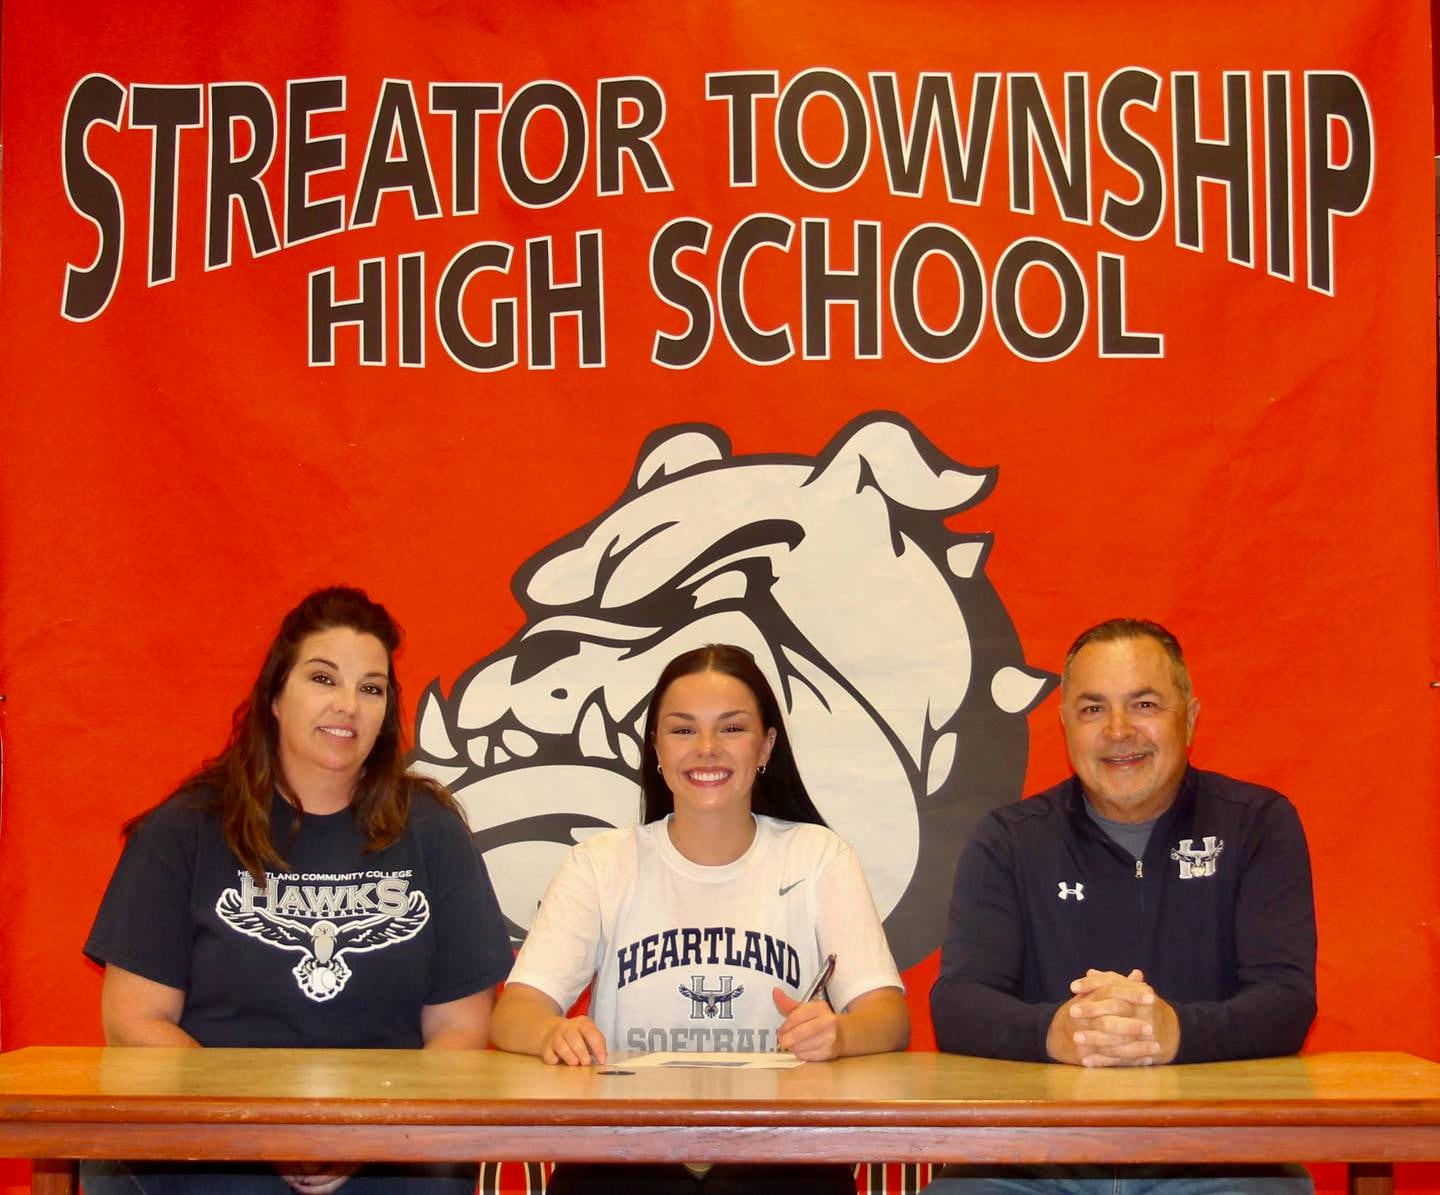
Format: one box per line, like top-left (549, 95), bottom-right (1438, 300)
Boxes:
top-left (1084, 800), bottom-right (1159, 862)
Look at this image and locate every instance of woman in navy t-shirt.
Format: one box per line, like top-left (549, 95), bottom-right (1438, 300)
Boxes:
top-left (84, 586), bottom-right (512, 1195)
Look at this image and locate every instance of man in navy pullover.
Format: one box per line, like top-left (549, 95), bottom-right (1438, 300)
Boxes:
top-left (929, 619), bottom-right (1316, 1192)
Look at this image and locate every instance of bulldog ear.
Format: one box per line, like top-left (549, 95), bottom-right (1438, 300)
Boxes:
top-left (631, 424), bottom-right (731, 491)
top-left (807, 412), bottom-right (994, 514)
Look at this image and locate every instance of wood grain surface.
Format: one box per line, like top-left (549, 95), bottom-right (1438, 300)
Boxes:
top-left (0, 1049), bottom-right (1436, 1184)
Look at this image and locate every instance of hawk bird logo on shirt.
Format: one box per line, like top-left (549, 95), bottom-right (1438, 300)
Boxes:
top-left (215, 888), bottom-right (431, 1002)
top-left (677, 982), bottom-right (745, 1018)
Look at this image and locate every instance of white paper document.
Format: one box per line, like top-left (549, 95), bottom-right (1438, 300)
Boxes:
top-left (621, 1051), bottom-right (805, 1070)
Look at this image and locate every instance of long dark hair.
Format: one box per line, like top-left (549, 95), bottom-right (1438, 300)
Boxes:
top-left (639, 644), bottom-right (828, 828)
top-left (128, 586), bottom-right (461, 881)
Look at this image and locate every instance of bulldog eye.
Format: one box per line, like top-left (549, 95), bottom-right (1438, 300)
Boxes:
top-left (512, 631), bottom-right (579, 684)
top-left (691, 571), bottom-right (748, 609)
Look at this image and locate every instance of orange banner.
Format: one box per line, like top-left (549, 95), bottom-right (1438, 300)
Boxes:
top-left (1, 1), bottom-right (1437, 1189)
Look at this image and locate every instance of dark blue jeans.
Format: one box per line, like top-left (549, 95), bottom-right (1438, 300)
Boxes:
top-left (925, 1164), bottom-right (1313, 1195)
top-left (79, 1160), bottom-right (478, 1194)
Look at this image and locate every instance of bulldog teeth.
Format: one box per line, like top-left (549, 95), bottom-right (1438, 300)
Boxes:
top-left (502, 728), bottom-right (539, 758)
top-left (615, 732), bottom-right (642, 770)
top-left (578, 703), bottom-right (617, 760)
top-left (409, 758), bottom-right (467, 788)
top-left (456, 655), bottom-right (516, 730)
top-left (466, 735), bottom-right (490, 766)
top-left (418, 689), bottom-right (458, 760)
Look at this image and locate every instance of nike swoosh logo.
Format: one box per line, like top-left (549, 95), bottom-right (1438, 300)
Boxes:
top-left (778, 880), bottom-right (805, 896)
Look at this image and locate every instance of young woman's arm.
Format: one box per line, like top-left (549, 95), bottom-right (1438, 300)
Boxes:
top-left (773, 985), bottom-right (910, 1060)
top-left (491, 983), bottom-right (609, 1065)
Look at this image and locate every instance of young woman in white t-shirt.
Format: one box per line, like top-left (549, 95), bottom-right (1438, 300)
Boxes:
top-left (493, 643), bottom-right (909, 1194)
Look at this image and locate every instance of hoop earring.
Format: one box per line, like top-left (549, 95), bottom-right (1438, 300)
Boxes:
top-left (656, 763), bottom-right (662, 774)
top-left (757, 764), bottom-right (767, 775)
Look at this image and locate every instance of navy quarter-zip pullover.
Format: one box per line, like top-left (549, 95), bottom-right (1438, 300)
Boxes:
top-left (930, 767), bottom-right (1316, 1063)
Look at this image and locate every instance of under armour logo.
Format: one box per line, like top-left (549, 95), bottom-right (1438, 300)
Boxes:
top-left (1057, 882), bottom-right (1085, 901)
top-left (1170, 836), bottom-right (1224, 879)
top-left (778, 880), bottom-right (804, 896)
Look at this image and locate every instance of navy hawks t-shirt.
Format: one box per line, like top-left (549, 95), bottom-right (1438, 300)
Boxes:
top-left (85, 789), bottom-right (512, 1048)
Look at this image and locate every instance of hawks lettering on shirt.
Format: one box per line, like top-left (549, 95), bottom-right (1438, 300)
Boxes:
top-left (615, 926), bottom-right (801, 989)
top-left (216, 868), bottom-right (430, 1003)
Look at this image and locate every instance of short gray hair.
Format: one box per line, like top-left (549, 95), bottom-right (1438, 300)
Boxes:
top-left (1061, 618), bottom-right (1192, 701)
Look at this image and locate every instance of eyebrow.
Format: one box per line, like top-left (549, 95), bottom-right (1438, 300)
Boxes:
top-left (661, 709), bottom-right (752, 721)
top-left (302, 657), bottom-right (388, 681)
top-left (1073, 688), bottom-right (1162, 703)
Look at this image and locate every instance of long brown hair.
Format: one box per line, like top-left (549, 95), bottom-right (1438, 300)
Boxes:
top-left (129, 586), bottom-right (461, 881)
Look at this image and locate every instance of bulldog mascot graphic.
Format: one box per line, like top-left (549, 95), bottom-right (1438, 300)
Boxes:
top-left (410, 412), bottom-right (1052, 969)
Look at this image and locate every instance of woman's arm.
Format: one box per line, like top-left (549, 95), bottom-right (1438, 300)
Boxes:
top-left (836, 987), bottom-right (910, 1055)
top-left (491, 982), bottom-right (608, 1065)
top-left (773, 985), bottom-right (910, 1060)
top-left (420, 987), bottom-right (496, 1049)
top-left (100, 965), bottom-right (199, 1047)
top-left (803, 833), bottom-right (910, 1059)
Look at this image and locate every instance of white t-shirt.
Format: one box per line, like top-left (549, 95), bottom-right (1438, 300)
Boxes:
top-left (508, 814), bottom-right (903, 1054)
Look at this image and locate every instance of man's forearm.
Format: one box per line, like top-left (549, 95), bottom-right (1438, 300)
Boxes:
top-left (931, 975), bottom-right (1058, 1061)
top-left (1172, 982), bottom-right (1316, 1063)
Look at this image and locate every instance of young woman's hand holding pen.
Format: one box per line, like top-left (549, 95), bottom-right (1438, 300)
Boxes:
top-left (772, 952), bottom-right (839, 1060)
top-left (771, 986), bottom-right (842, 1059)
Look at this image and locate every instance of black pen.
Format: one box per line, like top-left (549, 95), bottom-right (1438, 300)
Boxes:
top-left (799, 953), bottom-right (837, 1005)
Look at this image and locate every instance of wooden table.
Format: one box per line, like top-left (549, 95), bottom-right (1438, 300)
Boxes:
top-left (0, 1049), bottom-right (1436, 1194)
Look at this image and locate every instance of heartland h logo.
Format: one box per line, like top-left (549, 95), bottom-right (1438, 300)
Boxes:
top-left (678, 975), bottom-right (744, 1020)
top-left (1170, 836), bottom-right (1224, 879)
